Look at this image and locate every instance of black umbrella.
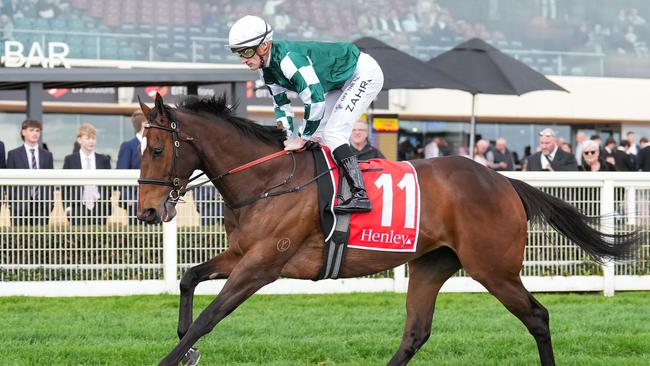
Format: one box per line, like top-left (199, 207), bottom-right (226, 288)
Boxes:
top-left (354, 37), bottom-right (471, 91)
top-left (427, 38), bottom-right (568, 157)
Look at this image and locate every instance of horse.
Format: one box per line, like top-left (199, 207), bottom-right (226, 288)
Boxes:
top-left (136, 93), bottom-right (641, 366)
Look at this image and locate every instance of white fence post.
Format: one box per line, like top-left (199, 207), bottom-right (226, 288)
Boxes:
top-left (163, 218), bottom-right (178, 292)
top-left (601, 179), bottom-right (615, 297)
top-left (626, 187), bottom-right (636, 226)
top-left (394, 264), bottom-right (407, 292)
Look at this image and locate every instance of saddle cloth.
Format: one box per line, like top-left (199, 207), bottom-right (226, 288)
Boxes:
top-left (312, 145), bottom-right (421, 253)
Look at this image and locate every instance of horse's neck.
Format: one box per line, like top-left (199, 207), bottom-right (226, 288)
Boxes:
top-left (193, 123), bottom-right (284, 206)
top-left (208, 148), bottom-right (285, 207)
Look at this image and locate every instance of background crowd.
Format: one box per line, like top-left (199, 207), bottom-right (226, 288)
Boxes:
top-left (399, 127), bottom-right (650, 172)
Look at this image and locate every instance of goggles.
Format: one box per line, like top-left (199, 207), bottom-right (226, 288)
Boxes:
top-left (232, 46), bottom-right (258, 59)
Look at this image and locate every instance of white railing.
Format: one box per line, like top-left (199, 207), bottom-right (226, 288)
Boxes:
top-left (1, 170), bottom-right (649, 296)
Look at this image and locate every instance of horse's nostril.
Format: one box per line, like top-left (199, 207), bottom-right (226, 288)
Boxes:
top-left (139, 208), bottom-right (159, 223)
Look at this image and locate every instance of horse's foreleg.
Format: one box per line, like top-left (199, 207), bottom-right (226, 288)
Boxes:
top-left (177, 249), bottom-right (241, 340)
top-left (159, 255), bottom-right (281, 366)
top-left (388, 247), bottom-right (461, 366)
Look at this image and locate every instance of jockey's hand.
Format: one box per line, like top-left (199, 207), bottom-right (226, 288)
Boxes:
top-left (284, 137), bottom-right (307, 151)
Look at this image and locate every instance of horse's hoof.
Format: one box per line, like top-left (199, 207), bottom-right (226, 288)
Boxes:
top-left (181, 347), bottom-right (201, 366)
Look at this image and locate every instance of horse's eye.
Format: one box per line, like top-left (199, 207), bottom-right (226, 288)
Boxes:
top-left (152, 147), bottom-right (163, 156)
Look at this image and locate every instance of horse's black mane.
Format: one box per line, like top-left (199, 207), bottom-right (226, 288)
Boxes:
top-left (176, 95), bottom-right (286, 147)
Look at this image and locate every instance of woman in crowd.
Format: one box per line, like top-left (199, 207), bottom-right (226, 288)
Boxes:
top-left (579, 140), bottom-right (615, 171)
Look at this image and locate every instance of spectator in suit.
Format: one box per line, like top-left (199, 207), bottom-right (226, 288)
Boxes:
top-left (625, 131), bottom-right (640, 170)
top-left (638, 137), bottom-right (650, 171)
top-left (579, 140), bottom-right (615, 171)
top-left (117, 110), bottom-right (146, 224)
top-left (613, 140), bottom-right (636, 171)
top-left (626, 131), bottom-right (639, 156)
top-left (0, 139), bottom-right (5, 168)
top-left (117, 110), bottom-right (146, 169)
top-left (487, 137), bottom-right (515, 171)
top-left (6, 119), bottom-right (54, 225)
top-left (525, 128), bottom-right (578, 171)
top-left (424, 135), bottom-right (440, 159)
top-left (603, 137), bottom-right (617, 166)
top-left (62, 123), bottom-right (111, 225)
top-left (350, 121), bottom-right (385, 160)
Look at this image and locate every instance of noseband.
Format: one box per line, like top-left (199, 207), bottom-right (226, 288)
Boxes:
top-left (137, 120), bottom-right (196, 201)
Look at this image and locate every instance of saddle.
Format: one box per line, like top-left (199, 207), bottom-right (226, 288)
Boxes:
top-left (309, 144), bottom-right (421, 280)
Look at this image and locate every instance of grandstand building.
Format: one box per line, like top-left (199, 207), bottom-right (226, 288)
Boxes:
top-left (2, 0), bottom-right (650, 164)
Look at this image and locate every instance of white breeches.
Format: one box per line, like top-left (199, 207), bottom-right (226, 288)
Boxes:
top-left (309, 52), bottom-right (384, 150)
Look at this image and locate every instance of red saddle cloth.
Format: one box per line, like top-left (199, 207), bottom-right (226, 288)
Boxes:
top-left (322, 147), bottom-right (421, 252)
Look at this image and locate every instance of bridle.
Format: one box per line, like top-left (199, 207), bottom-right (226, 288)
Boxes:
top-left (137, 118), bottom-right (197, 201)
top-left (137, 115), bottom-right (333, 209)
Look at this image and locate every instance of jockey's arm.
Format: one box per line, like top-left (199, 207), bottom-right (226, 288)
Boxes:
top-left (267, 83), bottom-right (294, 136)
top-left (281, 52), bottom-right (326, 139)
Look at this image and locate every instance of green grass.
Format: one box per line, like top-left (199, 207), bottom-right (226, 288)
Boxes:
top-left (1, 292), bottom-right (649, 365)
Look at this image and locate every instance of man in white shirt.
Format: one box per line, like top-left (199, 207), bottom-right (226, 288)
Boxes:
top-left (63, 123), bottom-right (111, 225)
top-left (424, 137), bottom-right (440, 159)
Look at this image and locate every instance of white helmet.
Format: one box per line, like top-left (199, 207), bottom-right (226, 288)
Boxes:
top-left (227, 15), bottom-right (273, 49)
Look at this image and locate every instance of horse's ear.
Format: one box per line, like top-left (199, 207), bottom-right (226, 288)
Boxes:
top-left (154, 92), bottom-right (165, 114)
top-left (138, 96), bottom-right (151, 116)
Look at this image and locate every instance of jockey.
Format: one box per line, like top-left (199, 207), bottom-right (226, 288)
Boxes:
top-left (228, 15), bottom-right (384, 214)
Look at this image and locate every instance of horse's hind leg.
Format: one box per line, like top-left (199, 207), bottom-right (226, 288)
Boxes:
top-left (388, 247), bottom-right (461, 366)
top-left (177, 249), bottom-right (240, 340)
top-left (475, 275), bottom-right (555, 366)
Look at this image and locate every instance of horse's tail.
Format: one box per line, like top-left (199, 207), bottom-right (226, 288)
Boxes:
top-left (508, 177), bottom-right (642, 262)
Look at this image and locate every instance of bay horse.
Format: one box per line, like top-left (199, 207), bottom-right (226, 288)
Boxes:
top-left (136, 93), bottom-right (640, 366)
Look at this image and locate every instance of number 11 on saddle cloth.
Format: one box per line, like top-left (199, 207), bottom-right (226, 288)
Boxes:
top-left (322, 146), bottom-right (421, 252)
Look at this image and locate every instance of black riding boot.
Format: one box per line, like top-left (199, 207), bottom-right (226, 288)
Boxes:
top-left (333, 145), bottom-right (371, 213)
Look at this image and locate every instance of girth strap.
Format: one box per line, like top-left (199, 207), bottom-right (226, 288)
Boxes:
top-left (317, 176), bottom-right (352, 280)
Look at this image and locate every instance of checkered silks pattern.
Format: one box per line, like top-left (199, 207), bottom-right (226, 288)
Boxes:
top-left (266, 81), bottom-right (294, 133)
top-left (265, 52), bottom-right (326, 137)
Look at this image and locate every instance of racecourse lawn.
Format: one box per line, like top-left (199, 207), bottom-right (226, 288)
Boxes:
top-left (1, 292), bottom-right (649, 366)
